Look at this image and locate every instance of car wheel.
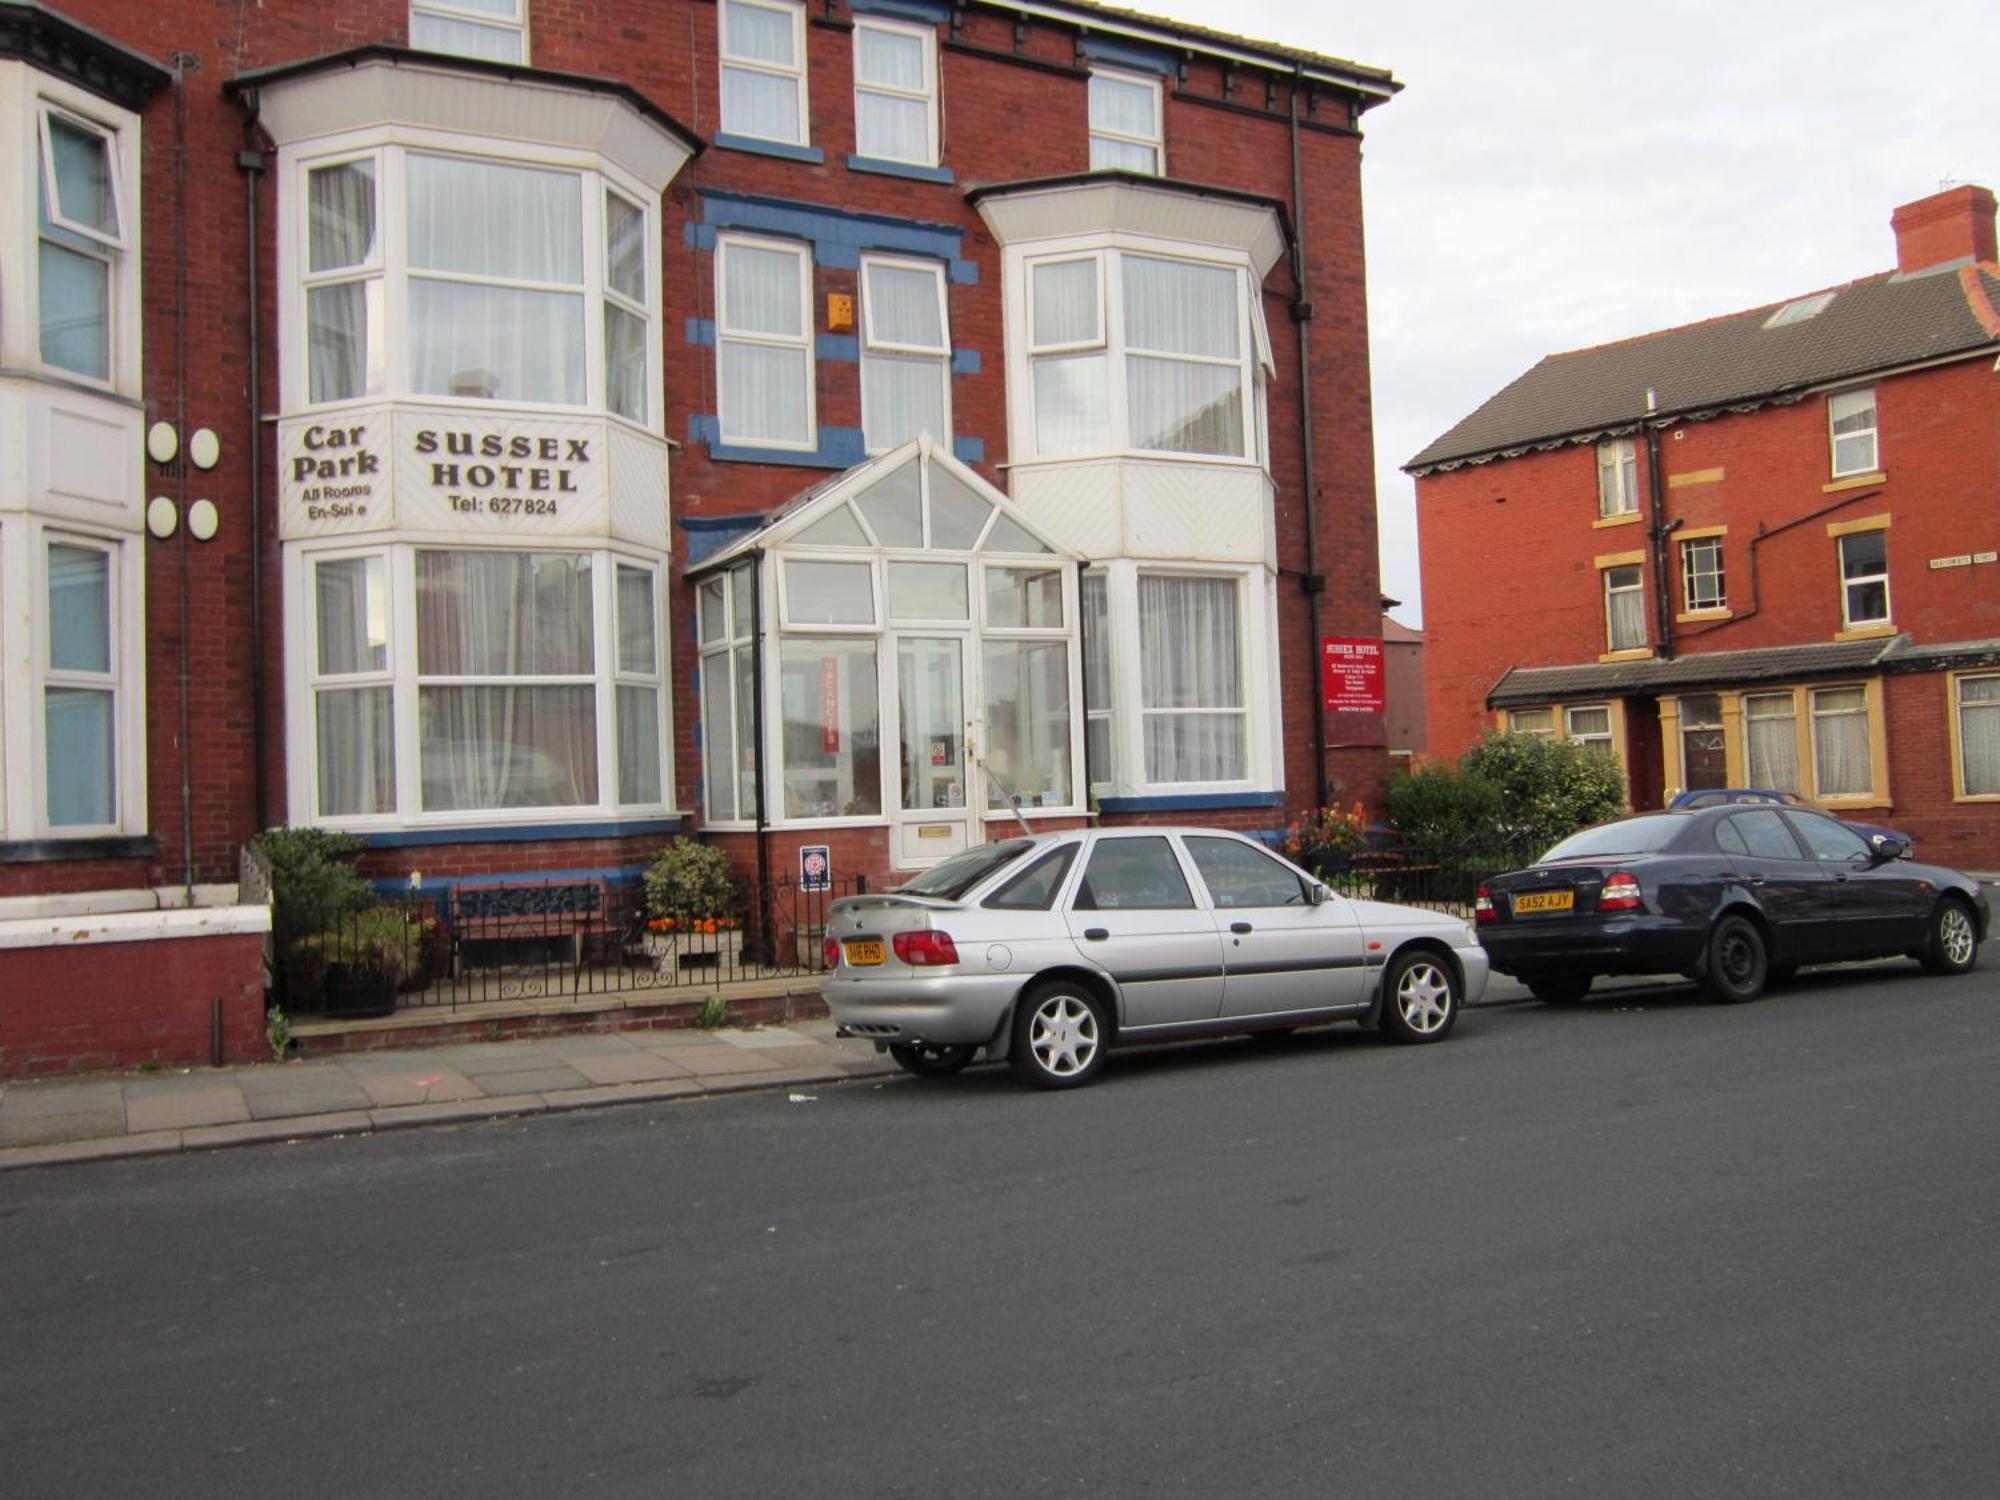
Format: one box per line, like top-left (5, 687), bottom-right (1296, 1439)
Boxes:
top-left (1008, 982), bottom-right (1109, 1089)
top-left (1527, 975), bottom-right (1592, 1006)
top-left (1379, 949), bottom-right (1459, 1043)
top-left (1703, 914), bottom-right (1767, 1003)
top-left (1921, 898), bottom-right (1979, 976)
top-left (887, 1041), bottom-right (977, 1078)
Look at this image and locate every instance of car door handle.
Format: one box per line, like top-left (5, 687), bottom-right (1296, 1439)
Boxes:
top-left (1230, 921), bottom-right (1254, 934)
top-left (1083, 927), bottom-right (1109, 941)
top-left (1744, 873), bottom-right (1766, 886)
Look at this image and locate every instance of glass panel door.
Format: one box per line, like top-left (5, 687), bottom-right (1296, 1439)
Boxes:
top-left (894, 636), bottom-right (970, 867)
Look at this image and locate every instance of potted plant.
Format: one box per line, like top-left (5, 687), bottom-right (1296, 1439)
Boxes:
top-left (301, 905), bottom-right (423, 1019)
top-left (251, 827), bottom-right (372, 1013)
top-left (641, 839), bottom-right (744, 972)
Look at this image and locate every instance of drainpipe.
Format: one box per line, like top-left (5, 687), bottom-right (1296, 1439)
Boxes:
top-left (749, 552), bottom-right (770, 956)
top-left (1289, 69), bottom-right (1330, 811)
top-left (237, 93), bottom-right (269, 831)
top-left (172, 54), bottom-right (196, 899)
top-left (1642, 393), bottom-right (1675, 662)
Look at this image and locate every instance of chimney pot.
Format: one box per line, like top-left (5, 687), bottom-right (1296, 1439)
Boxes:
top-left (1890, 185), bottom-right (1997, 274)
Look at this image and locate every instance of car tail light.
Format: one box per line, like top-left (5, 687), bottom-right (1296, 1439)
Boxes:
top-left (1474, 885), bottom-right (1496, 924)
top-left (1598, 873), bottom-right (1643, 912)
top-left (824, 936), bottom-right (842, 969)
top-left (893, 930), bottom-right (960, 967)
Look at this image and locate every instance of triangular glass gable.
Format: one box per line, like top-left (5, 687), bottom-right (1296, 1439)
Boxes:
top-left (794, 503), bottom-right (870, 548)
top-left (855, 458), bottom-right (924, 548)
top-left (982, 513), bottom-right (1051, 555)
top-left (927, 463), bottom-right (992, 550)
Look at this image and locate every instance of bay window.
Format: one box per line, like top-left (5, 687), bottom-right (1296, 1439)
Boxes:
top-left (717, 235), bottom-right (815, 447)
top-left (410, 0), bottom-right (528, 64)
top-left (37, 105), bottom-right (125, 382)
top-left (721, 0), bottom-right (808, 147)
top-left (44, 539), bottom-right (119, 828)
top-left (860, 256), bottom-right (950, 452)
top-left (291, 144), bottom-right (659, 422)
top-left (299, 545), bottom-right (669, 824)
top-left (853, 17), bottom-right (938, 166)
top-left (1025, 249), bottom-right (1254, 460)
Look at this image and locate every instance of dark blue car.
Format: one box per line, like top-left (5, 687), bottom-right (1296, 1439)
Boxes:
top-left (1477, 804), bottom-right (1989, 1005)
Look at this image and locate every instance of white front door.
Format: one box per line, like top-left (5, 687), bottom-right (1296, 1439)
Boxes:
top-left (893, 635), bottom-right (975, 867)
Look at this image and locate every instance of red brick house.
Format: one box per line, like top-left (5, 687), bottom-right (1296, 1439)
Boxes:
top-left (0, 0), bottom-right (1398, 1072)
top-left (1410, 185), bottom-right (2000, 870)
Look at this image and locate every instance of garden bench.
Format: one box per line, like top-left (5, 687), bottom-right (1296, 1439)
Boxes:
top-left (449, 878), bottom-right (614, 970)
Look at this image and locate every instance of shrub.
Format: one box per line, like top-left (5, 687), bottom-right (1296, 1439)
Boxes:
top-left (643, 839), bottom-right (742, 925)
top-left (1461, 730), bottom-right (1626, 856)
top-left (296, 905), bottom-right (425, 985)
top-left (1280, 802), bottom-right (1370, 878)
top-left (253, 827), bottom-right (372, 923)
top-left (1386, 762), bottom-right (1509, 862)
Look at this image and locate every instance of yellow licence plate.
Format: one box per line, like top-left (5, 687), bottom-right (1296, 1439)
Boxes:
top-left (844, 939), bottom-right (886, 966)
top-left (1513, 890), bottom-right (1575, 915)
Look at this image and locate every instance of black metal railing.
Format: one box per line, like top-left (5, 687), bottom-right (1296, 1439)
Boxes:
top-left (271, 873), bottom-right (871, 1017)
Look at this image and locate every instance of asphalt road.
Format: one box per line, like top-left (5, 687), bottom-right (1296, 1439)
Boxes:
top-left (4, 961), bottom-right (1997, 1498)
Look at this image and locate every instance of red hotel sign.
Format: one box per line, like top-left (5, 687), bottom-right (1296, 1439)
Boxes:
top-left (1320, 636), bottom-right (1385, 713)
top-left (821, 657), bottom-right (841, 753)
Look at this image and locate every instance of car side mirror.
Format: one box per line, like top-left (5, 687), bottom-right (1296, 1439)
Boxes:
top-left (1307, 882), bottom-right (1330, 906)
top-left (1869, 833), bottom-right (1910, 864)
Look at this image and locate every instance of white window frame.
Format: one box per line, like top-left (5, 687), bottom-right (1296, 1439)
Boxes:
top-left (409, 0), bottom-right (529, 64)
top-left (1681, 535), bottom-right (1725, 611)
top-left (852, 16), bottom-right (939, 167)
top-left (1087, 67), bottom-right (1163, 175)
top-left (719, 0), bottom-right (809, 147)
top-left (1016, 242), bottom-right (1257, 464)
top-left (1829, 387), bottom-right (1878, 478)
top-left (1596, 438), bottom-right (1637, 518)
top-left (1081, 567), bottom-right (1113, 792)
top-left (714, 232), bottom-right (817, 449)
top-left (306, 549), bottom-right (397, 820)
top-left (859, 253), bottom-right (951, 455)
top-left (1603, 564), bottom-right (1646, 652)
top-left (1564, 703), bottom-right (1613, 753)
top-left (602, 185), bottom-right (651, 424)
top-left (612, 557), bottom-right (667, 807)
top-left (1952, 672), bottom-right (2000, 799)
top-left (0, 522), bottom-right (147, 839)
top-left (698, 564), bottom-right (759, 826)
top-left (1838, 530), bottom-right (1891, 628)
top-left (281, 134), bottom-right (663, 426)
top-left (286, 541), bottom-right (675, 830)
top-left (28, 92), bottom-right (141, 391)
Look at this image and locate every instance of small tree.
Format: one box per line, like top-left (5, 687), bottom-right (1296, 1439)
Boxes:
top-left (642, 838), bottom-right (743, 926)
top-left (1459, 730), bottom-right (1626, 858)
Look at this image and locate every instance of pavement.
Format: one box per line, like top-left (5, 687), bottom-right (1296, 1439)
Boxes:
top-left (0, 978), bottom-right (1553, 1171)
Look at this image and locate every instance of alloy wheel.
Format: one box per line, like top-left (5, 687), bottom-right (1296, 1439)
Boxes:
top-left (1029, 994), bottom-right (1100, 1078)
top-left (1396, 960), bottom-right (1453, 1035)
top-left (1941, 905), bottom-right (1976, 967)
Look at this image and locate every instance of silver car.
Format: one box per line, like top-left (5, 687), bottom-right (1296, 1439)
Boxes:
top-left (822, 827), bottom-right (1489, 1090)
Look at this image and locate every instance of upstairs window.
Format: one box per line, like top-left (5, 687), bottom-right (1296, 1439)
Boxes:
top-left (716, 235), bottom-right (814, 447)
top-left (1603, 564), bottom-right (1646, 652)
top-left (1596, 438), bottom-right (1637, 518)
top-left (1088, 69), bottom-right (1162, 174)
top-left (409, 0), bottom-right (528, 64)
top-left (1829, 388), bottom-right (1878, 477)
top-left (721, 0), bottom-right (808, 147)
top-left (853, 17), bottom-right (937, 166)
top-left (37, 107), bottom-right (125, 382)
top-left (1838, 530), bottom-right (1890, 627)
top-left (860, 255), bottom-right (950, 452)
top-left (1681, 536), bottom-right (1725, 611)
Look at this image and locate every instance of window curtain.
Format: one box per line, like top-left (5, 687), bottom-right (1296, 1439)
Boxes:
top-left (1606, 570), bottom-right (1645, 650)
top-left (407, 156), bottom-right (584, 404)
top-left (721, 244), bottom-right (809, 443)
top-left (863, 258), bottom-right (949, 451)
top-left (1032, 260), bottom-right (1098, 346)
top-left (855, 26), bottom-right (928, 162)
top-left (1122, 258), bottom-right (1245, 455)
top-left (415, 551), bottom-right (597, 810)
top-left (45, 544), bottom-right (114, 826)
top-left (1961, 677), bottom-right (2000, 795)
top-left (1745, 698), bottom-right (1800, 792)
top-left (722, 1), bottom-right (802, 142)
top-left (1139, 574), bottom-right (1244, 782)
top-left (409, 10), bottom-right (524, 64)
top-left (313, 557), bottom-right (394, 816)
top-left (1813, 689), bottom-right (1870, 796)
top-left (1089, 74), bottom-right (1155, 137)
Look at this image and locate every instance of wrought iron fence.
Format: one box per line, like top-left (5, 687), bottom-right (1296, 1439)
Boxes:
top-left (1316, 854), bottom-right (1516, 917)
top-left (272, 873), bottom-right (870, 1017)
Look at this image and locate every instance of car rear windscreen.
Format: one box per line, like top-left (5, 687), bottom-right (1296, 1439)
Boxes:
top-left (893, 839), bottom-right (1037, 900)
top-left (1539, 815), bottom-right (1687, 861)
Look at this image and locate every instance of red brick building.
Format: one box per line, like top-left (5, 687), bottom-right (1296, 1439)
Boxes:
top-left (0, 0), bottom-right (1398, 1072)
top-left (1411, 186), bottom-right (2000, 871)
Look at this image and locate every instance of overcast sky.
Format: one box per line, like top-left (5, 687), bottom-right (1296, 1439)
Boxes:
top-left (1157, 0), bottom-right (1997, 627)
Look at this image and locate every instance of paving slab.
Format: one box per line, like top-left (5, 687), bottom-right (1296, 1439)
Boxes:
top-left (236, 1067), bottom-right (375, 1120)
top-left (424, 1042), bottom-right (569, 1073)
top-left (338, 1064), bottom-right (484, 1108)
top-left (714, 1028), bottom-right (819, 1050)
top-left (564, 1051), bottom-right (697, 1086)
top-left (471, 1065), bottom-right (592, 1097)
top-left (541, 1033), bottom-right (652, 1060)
top-left (124, 1081), bottom-right (251, 1134)
top-left (0, 1081), bottom-right (127, 1147)
top-left (651, 1044), bottom-right (785, 1077)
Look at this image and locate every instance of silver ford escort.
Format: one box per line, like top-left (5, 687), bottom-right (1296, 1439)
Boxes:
top-left (822, 827), bottom-right (1488, 1089)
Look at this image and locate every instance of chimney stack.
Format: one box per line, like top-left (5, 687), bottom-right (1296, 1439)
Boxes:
top-left (1891, 185), bottom-right (1997, 275)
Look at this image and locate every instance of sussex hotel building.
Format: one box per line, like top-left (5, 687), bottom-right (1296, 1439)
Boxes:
top-left (0, 0), bottom-right (1398, 1072)
top-left (1412, 186), bottom-right (2000, 872)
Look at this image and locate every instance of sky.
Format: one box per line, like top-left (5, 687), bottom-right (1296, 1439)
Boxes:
top-left (1153, 0), bottom-right (1998, 627)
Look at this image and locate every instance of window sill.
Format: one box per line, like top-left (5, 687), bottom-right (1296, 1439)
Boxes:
top-left (1952, 793), bottom-right (2000, 804)
top-left (1823, 471), bottom-right (1886, 494)
top-left (1591, 511), bottom-right (1643, 529)
top-left (847, 154), bottom-right (954, 184)
top-left (714, 133), bottom-right (826, 166)
top-left (1834, 623), bottom-right (1897, 641)
top-left (1005, 450), bottom-right (1266, 473)
top-left (0, 834), bottom-right (157, 864)
top-left (347, 816), bottom-right (685, 849)
top-left (692, 416), bottom-right (866, 469)
top-left (1816, 796), bottom-right (1888, 811)
top-left (1096, 791), bottom-right (1283, 813)
top-left (1598, 648), bottom-right (1655, 663)
top-left (1676, 607), bottom-right (1732, 623)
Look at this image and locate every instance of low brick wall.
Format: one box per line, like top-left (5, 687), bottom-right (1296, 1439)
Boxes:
top-left (0, 927), bottom-right (268, 1078)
